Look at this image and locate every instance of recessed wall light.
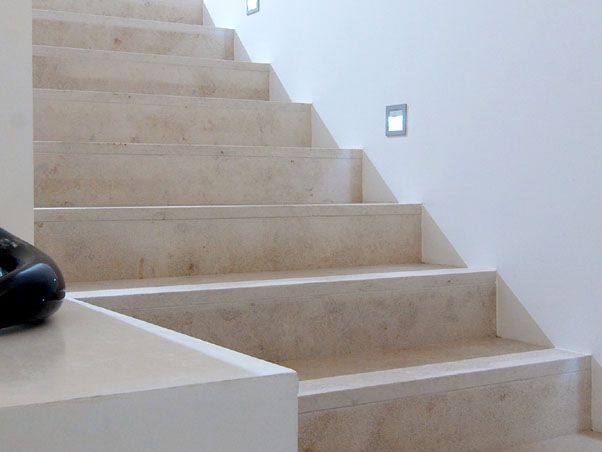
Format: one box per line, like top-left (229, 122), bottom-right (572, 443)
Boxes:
top-left (247, 0), bottom-right (260, 15)
top-left (386, 104), bottom-right (408, 137)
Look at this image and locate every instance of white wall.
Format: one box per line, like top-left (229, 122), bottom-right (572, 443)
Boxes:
top-left (204, 0), bottom-right (602, 429)
top-left (0, 0), bottom-right (33, 242)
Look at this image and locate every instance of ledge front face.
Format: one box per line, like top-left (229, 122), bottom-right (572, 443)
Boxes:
top-left (0, 299), bottom-right (298, 452)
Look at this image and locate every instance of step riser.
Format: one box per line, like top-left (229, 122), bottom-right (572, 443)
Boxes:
top-left (34, 146), bottom-right (362, 207)
top-left (32, 0), bottom-right (204, 24)
top-left (83, 275), bottom-right (495, 362)
top-left (35, 209), bottom-right (421, 283)
top-left (33, 13), bottom-right (231, 59)
top-left (33, 51), bottom-right (268, 100)
top-left (34, 91), bottom-right (312, 147)
top-left (300, 371), bottom-right (590, 452)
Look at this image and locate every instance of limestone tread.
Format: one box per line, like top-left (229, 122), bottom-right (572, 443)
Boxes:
top-left (288, 337), bottom-right (543, 381)
top-left (33, 88), bottom-right (310, 109)
top-left (33, 45), bottom-right (268, 72)
top-left (69, 264), bottom-right (490, 296)
top-left (32, 9), bottom-right (215, 33)
top-left (32, 2), bottom-right (204, 26)
top-left (34, 142), bottom-right (362, 159)
top-left (33, 9), bottom-right (231, 59)
top-left (35, 203), bottom-right (421, 222)
top-left (295, 341), bottom-right (588, 413)
top-left (503, 431), bottom-right (602, 451)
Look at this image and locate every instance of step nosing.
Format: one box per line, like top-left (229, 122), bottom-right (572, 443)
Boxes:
top-left (297, 350), bottom-right (590, 413)
top-left (77, 281), bottom-right (496, 311)
top-left (32, 45), bottom-right (268, 71)
top-left (299, 368), bottom-right (589, 414)
top-left (33, 142), bottom-right (363, 159)
top-left (70, 269), bottom-right (496, 303)
top-left (34, 204), bottom-right (422, 222)
top-left (34, 88), bottom-right (311, 109)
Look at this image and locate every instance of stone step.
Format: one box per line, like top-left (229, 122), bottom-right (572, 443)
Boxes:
top-left (34, 142), bottom-right (362, 207)
top-left (71, 266), bottom-right (496, 362)
top-left (33, 9), bottom-right (231, 59)
top-left (33, 46), bottom-right (268, 100)
top-left (34, 89), bottom-right (311, 147)
top-left (295, 342), bottom-right (590, 451)
top-left (32, 0), bottom-right (204, 24)
top-left (503, 431), bottom-right (602, 451)
top-left (35, 204), bottom-right (422, 283)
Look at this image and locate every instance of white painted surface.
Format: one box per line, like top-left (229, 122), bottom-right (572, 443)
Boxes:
top-left (0, 300), bottom-right (298, 452)
top-left (204, 0), bottom-right (602, 428)
top-left (0, 0), bottom-right (33, 241)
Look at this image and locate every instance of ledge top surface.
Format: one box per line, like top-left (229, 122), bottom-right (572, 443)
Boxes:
top-left (0, 299), bottom-right (292, 409)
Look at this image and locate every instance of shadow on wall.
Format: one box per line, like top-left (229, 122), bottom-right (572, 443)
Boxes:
top-left (421, 209), bottom-right (553, 346)
top-left (496, 276), bottom-right (553, 347)
top-left (201, 3), bottom-right (216, 27)
top-left (421, 208), bottom-right (466, 268)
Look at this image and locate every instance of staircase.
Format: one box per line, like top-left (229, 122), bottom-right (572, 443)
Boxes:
top-left (32, 1), bottom-right (591, 450)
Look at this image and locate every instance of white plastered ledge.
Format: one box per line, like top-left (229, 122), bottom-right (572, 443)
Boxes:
top-left (0, 298), bottom-right (298, 452)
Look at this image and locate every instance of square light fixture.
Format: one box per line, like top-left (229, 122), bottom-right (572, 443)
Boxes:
top-left (386, 104), bottom-right (408, 137)
top-left (247, 0), bottom-right (260, 15)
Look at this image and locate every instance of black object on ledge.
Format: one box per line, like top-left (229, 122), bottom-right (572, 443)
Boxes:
top-left (0, 228), bottom-right (65, 329)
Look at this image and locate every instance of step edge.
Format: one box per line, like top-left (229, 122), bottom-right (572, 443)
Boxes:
top-left (34, 88), bottom-right (312, 110)
top-left (33, 142), bottom-right (363, 159)
top-left (33, 8), bottom-right (227, 34)
top-left (34, 203), bottom-right (422, 222)
top-left (33, 45), bottom-right (269, 72)
top-left (70, 267), bottom-right (496, 306)
top-left (298, 349), bottom-right (590, 413)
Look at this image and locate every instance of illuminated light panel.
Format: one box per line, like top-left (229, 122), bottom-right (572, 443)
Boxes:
top-left (386, 104), bottom-right (408, 137)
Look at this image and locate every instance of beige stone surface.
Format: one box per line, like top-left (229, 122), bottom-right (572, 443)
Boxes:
top-left (285, 337), bottom-right (539, 381)
top-left (34, 89), bottom-right (312, 147)
top-left (504, 431), bottom-right (602, 452)
top-left (29, 2), bottom-right (594, 449)
top-left (299, 370), bottom-right (591, 452)
top-left (33, 46), bottom-right (268, 100)
top-left (69, 265), bottom-right (481, 303)
top-left (93, 269), bottom-right (495, 362)
top-left (298, 348), bottom-right (588, 412)
top-left (32, 0), bottom-right (204, 24)
top-left (34, 142), bottom-right (362, 207)
top-left (33, 10), bottom-right (231, 59)
top-left (34, 204), bottom-right (422, 282)
top-left (0, 300), bottom-right (285, 409)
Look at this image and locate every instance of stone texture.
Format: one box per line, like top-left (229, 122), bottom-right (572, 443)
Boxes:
top-left (33, 0), bottom-right (204, 24)
top-left (33, 46), bottom-right (267, 100)
top-left (34, 89), bottom-right (312, 147)
top-left (29, 2), bottom-right (594, 449)
top-left (504, 431), bottom-right (602, 452)
top-left (34, 143), bottom-right (362, 207)
top-left (299, 371), bottom-right (591, 452)
top-left (33, 10), bottom-right (232, 59)
top-left (68, 264), bottom-right (450, 294)
top-left (34, 204), bottom-right (422, 283)
top-left (0, 300), bottom-right (280, 409)
top-left (94, 270), bottom-right (495, 362)
top-left (285, 337), bottom-right (538, 381)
